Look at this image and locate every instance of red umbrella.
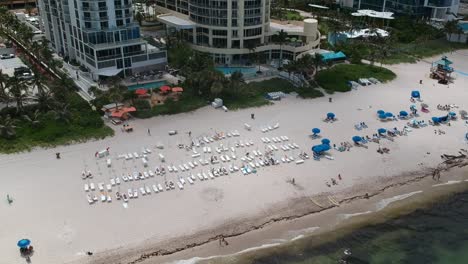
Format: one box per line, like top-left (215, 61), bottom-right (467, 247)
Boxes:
top-left (172, 87), bottom-right (183, 92)
top-left (160, 85), bottom-right (171, 92)
top-left (135, 89), bottom-right (147, 95)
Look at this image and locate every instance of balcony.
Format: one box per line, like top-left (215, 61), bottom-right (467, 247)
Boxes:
top-left (83, 16), bottom-right (109, 21)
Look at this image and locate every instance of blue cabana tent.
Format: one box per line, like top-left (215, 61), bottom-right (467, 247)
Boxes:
top-left (377, 110), bottom-right (385, 115)
top-left (378, 128), bottom-right (387, 134)
top-left (327, 112), bottom-right (335, 119)
top-left (432, 117), bottom-right (440, 123)
top-left (17, 239), bottom-right (31, 248)
top-left (352, 136), bottom-right (362, 143)
top-left (321, 138), bottom-right (331, 145)
top-left (385, 112), bottom-right (393, 118)
top-left (399, 111), bottom-right (408, 117)
top-left (439, 115), bottom-right (449, 122)
top-left (312, 128), bottom-right (321, 135)
top-left (449, 112), bottom-right (456, 116)
top-left (312, 144), bottom-right (331, 154)
top-left (378, 113), bottom-right (387, 119)
top-left (321, 51), bottom-right (347, 62)
top-left (411, 90), bottom-right (420, 98)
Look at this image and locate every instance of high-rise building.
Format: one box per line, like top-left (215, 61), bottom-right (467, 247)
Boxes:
top-left (38, 0), bottom-right (167, 80)
top-left (341, 0), bottom-right (460, 20)
top-left (154, 0), bottom-right (321, 64)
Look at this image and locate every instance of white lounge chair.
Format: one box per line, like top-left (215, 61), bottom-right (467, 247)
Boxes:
top-left (148, 170), bottom-right (155, 177)
top-left (133, 152), bottom-right (139, 158)
top-left (177, 182), bottom-right (184, 190)
top-left (145, 185), bottom-right (151, 194)
top-left (90, 183), bottom-right (95, 190)
top-left (84, 184), bottom-right (89, 192)
top-left (106, 158), bottom-right (111, 167)
top-left (152, 184), bottom-right (159, 193)
top-left (187, 177), bottom-right (194, 184)
top-left (98, 183), bottom-right (104, 191)
top-left (295, 159), bottom-right (305, 164)
top-left (106, 184), bottom-right (112, 191)
top-left (157, 184), bottom-right (163, 192)
top-left (203, 173), bottom-right (209, 180)
top-left (140, 187), bottom-right (146, 195)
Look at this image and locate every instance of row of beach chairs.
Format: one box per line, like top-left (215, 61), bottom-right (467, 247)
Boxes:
top-left (261, 136), bottom-right (289, 143)
top-left (261, 123), bottom-right (280, 133)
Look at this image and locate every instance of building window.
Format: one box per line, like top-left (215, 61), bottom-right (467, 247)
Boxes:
top-left (117, 20), bottom-right (123, 26)
top-left (232, 30), bottom-right (238, 37)
top-left (85, 22), bottom-right (91, 29)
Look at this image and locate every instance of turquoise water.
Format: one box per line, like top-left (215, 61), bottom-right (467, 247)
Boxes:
top-left (459, 23), bottom-right (468, 31)
top-left (216, 66), bottom-right (257, 75)
top-left (224, 189), bottom-right (468, 264)
top-left (127, 80), bottom-right (168, 91)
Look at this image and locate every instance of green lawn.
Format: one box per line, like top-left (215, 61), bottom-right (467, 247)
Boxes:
top-left (133, 95), bottom-right (207, 118)
top-left (285, 10), bottom-right (304, 21)
top-left (315, 64), bottom-right (396, 93)
top-left (383, 39), bottom-right (467, 64)
top-left (0, 95), bottom-right (114, 153)
top-left (224, 78), bottom-right (323, 109)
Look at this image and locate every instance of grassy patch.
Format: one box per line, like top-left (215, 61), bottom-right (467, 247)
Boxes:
top-left (383, 39), bottom-right (467, 64)
top-left (285, 10), bottom-right (304, 21)
top-left (133, 95), bottom-right (207, 118)
top-left (316, 64), bottom-right (396, 93)
top-left (0, 95), bottom-right (114, 153)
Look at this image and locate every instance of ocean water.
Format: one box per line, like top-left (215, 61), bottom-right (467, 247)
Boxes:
top-left (235, 189), bottom-right (468, 264)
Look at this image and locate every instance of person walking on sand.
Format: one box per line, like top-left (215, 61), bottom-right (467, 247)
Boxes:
top-left (338, 174), bottom-right (342, 180)
top-left (147, 128), bottom-right (151, 136)
top-left (329, 97), bottom-right (332, 103)
top-left (188, 131), bottom-right (192, 137)
top-left (251, 113), bottom-right (255, 119)
top-left (7, 194), bottom-right (13, 204)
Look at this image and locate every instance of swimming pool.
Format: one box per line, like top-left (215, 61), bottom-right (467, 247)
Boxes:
top-left (127, 80), bottom-right (168, 91)
top-left (459, 23), bottom-right (468, 31)
top-left (216, 66), bottom-right (257, 75)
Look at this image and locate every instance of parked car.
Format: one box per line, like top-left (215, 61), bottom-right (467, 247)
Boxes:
top-left (0, 53), bottom-right (15, 59)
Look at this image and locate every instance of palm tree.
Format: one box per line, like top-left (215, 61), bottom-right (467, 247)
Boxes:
top-left (276, 30), bottom-right (288, 68)
top-left (210, 80), bottom-right (223, 98)
top-left (33, 90), bottom-right (56, 112)
top-left (51, 103), bottom-right (72, 124)
top-left (312, 53), bottom-right (323, 73)
top-left (107, 77), bottom-right (126, 110)
top-left (135, 12), bottom-right (144, 26)
top-left (444, 20), bottom-right (458, 41)
top-left (23, 109), bottom-right (42, 128)
top-left (7, 77), bottom-right (29, 113)
top-left (229, 71), bottom-right (245, 95)
top-left (0, 114), bottom-right (17, 139)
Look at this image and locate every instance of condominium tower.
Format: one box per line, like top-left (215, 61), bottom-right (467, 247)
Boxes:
top-left (155, 0), bottom-right (321, 64)
top-left (38, 0), bottom-right (167, 79)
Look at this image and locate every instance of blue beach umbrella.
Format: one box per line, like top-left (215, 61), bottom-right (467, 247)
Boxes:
top-left (432, 117), bottom-right (440, 123)
top-left (411, 90), bottom-right (420, 98)
top-left (17, 239), bottom-right (30, 248)
top-left (377, 110), bottom-right (385, 115)
top-left (320, 144), bottom-right (331, 151)
top-left (378, 128), bottom-right (387, 134)
top-left (321, 138), bottom-right (331, 145)
top-left (312, 144), bottom-right (323, 153)
top-left (312, 128), bottom-right (321, 134)
top-left (385, 112), bottom-right (393, 118)
top-left (378, 113), bottom-right (387, 119)
top-left (352, 136), bottom-right (362, 143)
top-left (399, 111), bottom-right (408, 117)
top-left (449, 111), bottom-right (456, 116)
top-left (327, 112), bottom-right (335, 119)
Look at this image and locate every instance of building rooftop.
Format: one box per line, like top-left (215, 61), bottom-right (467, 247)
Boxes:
top-left (270, 21), bottom-right (304, 34)
top-left (157, 15), bottom-right (195, 29)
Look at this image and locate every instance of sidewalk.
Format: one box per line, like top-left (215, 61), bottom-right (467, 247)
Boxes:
top-left (61, 62), bottom-right (97, 101)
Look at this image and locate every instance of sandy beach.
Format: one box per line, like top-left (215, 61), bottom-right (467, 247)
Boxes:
top-left (2, 50), bottom-right (468, 264)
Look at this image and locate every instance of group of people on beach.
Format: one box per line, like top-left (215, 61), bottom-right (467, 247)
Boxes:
top-left (326, 174), bottom-right (342, 187)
